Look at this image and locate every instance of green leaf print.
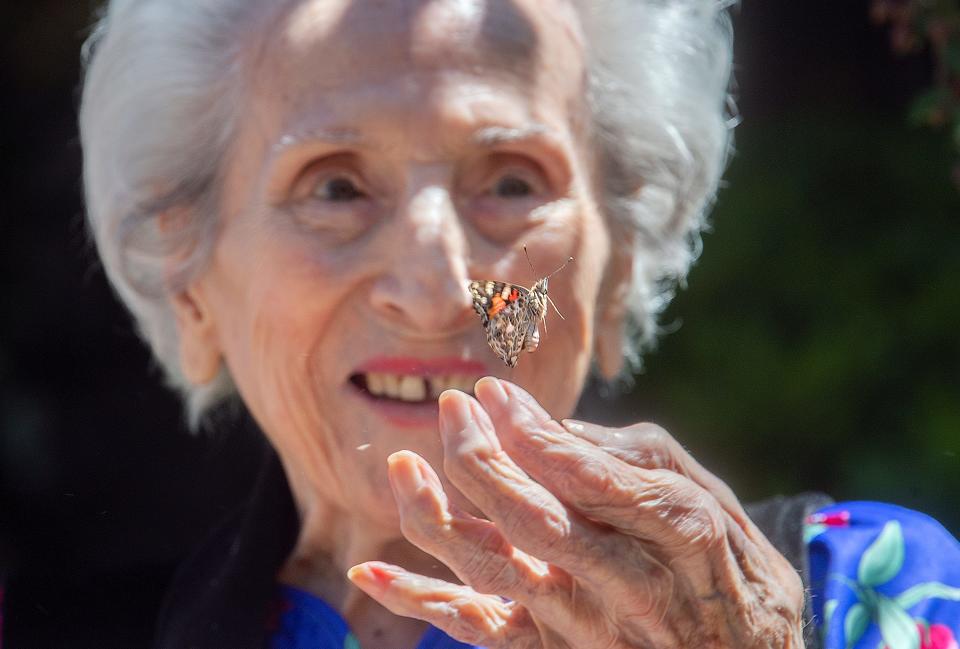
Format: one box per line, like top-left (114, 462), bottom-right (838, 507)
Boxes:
top-left (858, 521), bottom-right (905, 587)
top-left (845, 602), bottom-right (870, 648)
top-left (894, 582), bottom-right (960, 609)
top-left (876, 596), bottom-right (919, 649)
top-left (824, 599), bottom-right (838, 629)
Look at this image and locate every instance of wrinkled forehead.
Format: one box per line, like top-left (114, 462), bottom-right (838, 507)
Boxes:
top-left (253, 0), bottom-right (585, 96)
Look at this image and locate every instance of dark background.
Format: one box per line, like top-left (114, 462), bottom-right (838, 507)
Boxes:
top-left (2, 1), bottom-right (958, 646)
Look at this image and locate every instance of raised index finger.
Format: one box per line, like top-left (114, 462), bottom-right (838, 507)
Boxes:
top-left (437, 388), bottom-right (660, 587)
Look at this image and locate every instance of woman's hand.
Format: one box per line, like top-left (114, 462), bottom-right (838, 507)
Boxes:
top-left (348, 377), bottom-right (806, 649)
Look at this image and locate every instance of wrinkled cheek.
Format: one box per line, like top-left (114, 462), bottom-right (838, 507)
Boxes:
top-left (242, 290), bottom-right (315, 401)
top-left (240, 326), bottom-right (308, 441)
top-left (216, 263), bottom-right (331, 433)
top-left (238, 302), bottom-right (358, 502)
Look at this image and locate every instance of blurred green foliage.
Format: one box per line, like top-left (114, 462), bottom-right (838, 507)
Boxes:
top-left (873, 0), bottom-right (960, 186)
top-left (627, 109), bottom-right (960, 534)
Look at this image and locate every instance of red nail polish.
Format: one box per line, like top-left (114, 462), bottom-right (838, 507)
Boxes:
top-left (367, 563), bottom-right (397, 587)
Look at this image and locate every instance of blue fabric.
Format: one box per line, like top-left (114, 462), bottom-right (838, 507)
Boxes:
top-left (267, 584), bottom-right (480, 649)
top-left (806, 502), bottom-right (960, 649)
top-left (268, 501), bottom-right (960, 649)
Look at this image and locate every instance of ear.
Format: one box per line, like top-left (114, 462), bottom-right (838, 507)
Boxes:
top-left (158, 207), bottom-right (223, 385)
top-left (595, 242), bottom-right (633, 380)
top-left (169, 280), bottom-right (222, 386)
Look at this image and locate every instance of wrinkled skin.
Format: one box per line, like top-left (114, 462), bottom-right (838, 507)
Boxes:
top-left (349, 378), bottom-right (806, 648)
top-left (168, 0), bottom-right (808, 647)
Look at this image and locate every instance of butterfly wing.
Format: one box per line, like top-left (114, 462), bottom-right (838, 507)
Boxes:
top-left (467, 280), bottom-right (536, 367)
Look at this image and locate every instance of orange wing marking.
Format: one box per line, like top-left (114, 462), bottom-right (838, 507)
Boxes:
top-left (487, 295), bottom-right (507, 318)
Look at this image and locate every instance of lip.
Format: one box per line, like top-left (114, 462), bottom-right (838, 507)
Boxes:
top-left (347, 356), bottom-right (490, 428)
top-left (355, 356), bottom-right (489, 376)
top-left (352, 396), bottom-right (442, 428)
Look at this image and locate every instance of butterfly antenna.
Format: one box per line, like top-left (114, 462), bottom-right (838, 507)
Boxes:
top-left (546, 256), bottom-right (574, 280)
top-left (523, 245), bottom-right (537, 276)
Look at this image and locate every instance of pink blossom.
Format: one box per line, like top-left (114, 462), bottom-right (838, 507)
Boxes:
top-left (886, 622), bottom-right (959, 649)
top-left (924, 623), bottom-right (959, 649)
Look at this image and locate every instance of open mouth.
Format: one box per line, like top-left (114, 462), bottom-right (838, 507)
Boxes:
top-left (349, 372), bottom-right (480, 403)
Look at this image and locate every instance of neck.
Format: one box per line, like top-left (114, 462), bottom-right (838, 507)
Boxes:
top-left (277, 475), bottom-right (456, 647)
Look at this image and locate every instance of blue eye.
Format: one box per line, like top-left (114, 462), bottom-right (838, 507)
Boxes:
top-left (314, 176), bottom-right (365, 202)
top-left (492, 174), bottom-right (533, 198)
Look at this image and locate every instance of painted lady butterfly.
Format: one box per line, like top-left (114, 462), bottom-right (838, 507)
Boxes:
top-left (468, 250), bottom-right (572, 368)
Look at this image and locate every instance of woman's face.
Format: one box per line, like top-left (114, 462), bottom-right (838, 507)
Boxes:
top-left (177, 0), bottom-right (624, 524)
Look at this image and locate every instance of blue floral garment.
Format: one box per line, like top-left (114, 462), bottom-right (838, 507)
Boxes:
top-left (267, 584), bottom-right (481, 649)
top-left (267, 501), bottom-right (960, 649)
top-left (806, 502), bottom-right (960, 649)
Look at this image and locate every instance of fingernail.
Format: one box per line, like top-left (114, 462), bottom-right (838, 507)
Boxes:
top-left (348, 562), bottom-right (398, 593)
top-left (561, 419), bottom-right (612, 446)
top-left (439, 388), bottom-right (499, 448)
top-left (387, 451), bottom-right (425, 497)
top-left (475, 376), bottom-right (509, 411)
top-left (438, 389), bottom-right (473, 434)
top-left (416, 458), bottom-right (444, 494)
top-left (367, 563), bottom-right (400, 584)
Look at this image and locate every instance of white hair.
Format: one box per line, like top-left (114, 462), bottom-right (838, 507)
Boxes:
top-left (80, 0), bottom-right (736, 427)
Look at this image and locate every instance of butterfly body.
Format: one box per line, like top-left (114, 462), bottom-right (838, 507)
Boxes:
top-left (467, 278), bottom-right (551, 368)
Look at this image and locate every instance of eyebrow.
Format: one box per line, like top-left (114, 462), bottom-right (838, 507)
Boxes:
top-left (270, 127), bottom-right (369, 157)
top-left (268, 122), bottom-right (560, 164)
top-left (472, 124), bottom-right (554, 147)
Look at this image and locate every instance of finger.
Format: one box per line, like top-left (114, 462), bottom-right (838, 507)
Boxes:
top-left (559, 419), bottom-right (746, 520)
top-left (480, 384), bottom-right (797, 618)
top-left (472, 381), bottom-right (804, 642)
top-left (437, 389), bottom-right (675, 616)
top-left (558, 419), bottom-right (779, 562)
top-left (387, 451), bottom-right (616, 648)
top-left (388, 450), bottom-right (561, 603)
top-left (347, 561), bottom-right (540, 649)
top-left (474, 378), bottom-right (739, 560)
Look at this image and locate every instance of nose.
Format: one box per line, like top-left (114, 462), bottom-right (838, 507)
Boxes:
top-left (369, 182), bottom-right (475, 336)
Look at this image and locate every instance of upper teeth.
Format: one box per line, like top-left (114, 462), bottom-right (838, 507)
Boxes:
top-left (363, 373), bottom-right (479, 401)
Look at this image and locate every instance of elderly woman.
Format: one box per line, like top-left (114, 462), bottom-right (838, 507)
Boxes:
top-left (77, 1), bottom-right (960, 648)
